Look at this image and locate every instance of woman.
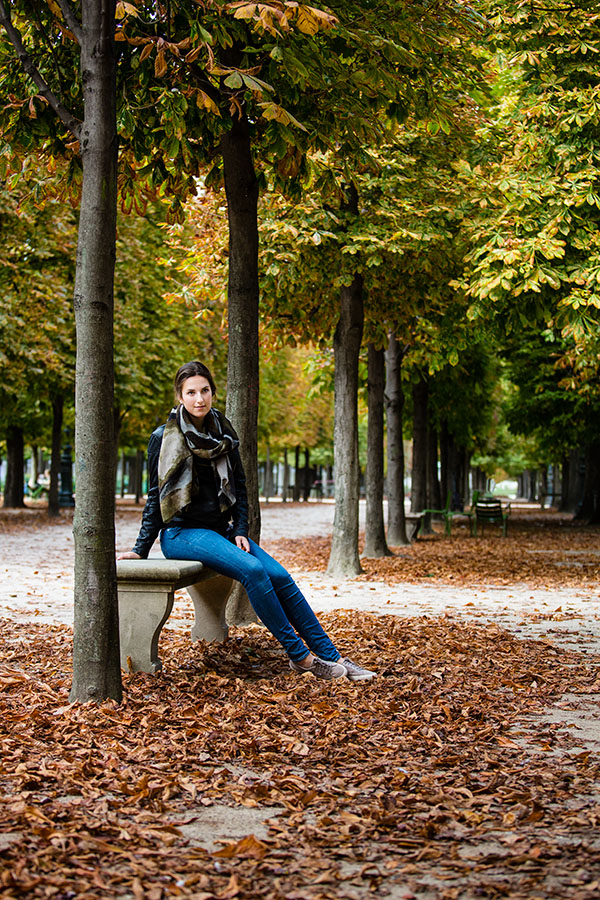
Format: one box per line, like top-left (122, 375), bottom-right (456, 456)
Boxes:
top-left (119, 361), bottom-right (375, 682)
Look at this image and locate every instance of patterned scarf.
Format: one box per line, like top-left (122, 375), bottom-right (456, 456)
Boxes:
top-left (158, 406), bottom-right (238, 524)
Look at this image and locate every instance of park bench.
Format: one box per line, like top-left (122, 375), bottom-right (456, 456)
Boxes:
top-left (405, 513), bottom-right (423, 542)
top-left (116, 559), bottom-right (234, 674)
top-left (471, 499), bottom-right (511, 537)
top-left (26, 482), bottom-right (49, 500)
top-left (418, 491), bottom-right (454, 537)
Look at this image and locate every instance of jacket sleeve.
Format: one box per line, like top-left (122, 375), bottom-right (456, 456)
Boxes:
top-left (132, 428), bottom-right (165, 558)
top-left (230, 446), bottom-right (249, 538)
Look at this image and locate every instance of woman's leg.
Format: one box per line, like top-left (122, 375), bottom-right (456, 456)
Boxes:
top-left (246, 539), bottom-right (341, 663)
top-left (161, 527), bottom-right (310, 661)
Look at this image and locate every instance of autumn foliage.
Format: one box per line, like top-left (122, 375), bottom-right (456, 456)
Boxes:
top-left (2, 590), bottom-right (600, 898)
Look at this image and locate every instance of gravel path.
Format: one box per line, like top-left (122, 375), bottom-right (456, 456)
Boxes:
top-left (1, 500), bottom-right (598, 656)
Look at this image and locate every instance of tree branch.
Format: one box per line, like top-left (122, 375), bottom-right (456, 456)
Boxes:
top-left (0, 0), bottom-right (82, 140)
top-left (54, 0), bottom-right (84, 45)
top-left (31, 0), bottom-right (68, 101)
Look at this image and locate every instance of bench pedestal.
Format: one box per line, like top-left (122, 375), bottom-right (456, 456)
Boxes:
top-left (116, 559), bottom-right (234, 674)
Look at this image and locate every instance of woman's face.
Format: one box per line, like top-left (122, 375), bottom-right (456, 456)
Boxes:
top-left (179, 375), bottom-right (213, 427)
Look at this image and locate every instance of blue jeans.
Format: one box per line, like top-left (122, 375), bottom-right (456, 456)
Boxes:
top-left (160, 527), bottom-right (340, 663)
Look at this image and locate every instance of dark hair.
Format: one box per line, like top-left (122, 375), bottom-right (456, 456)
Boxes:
top-left (174, 361), bottom-right (217, 400)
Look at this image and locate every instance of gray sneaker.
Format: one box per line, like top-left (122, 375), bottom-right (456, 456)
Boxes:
top-left (341, 658), bottom-right (376, 681)
top-left (289, 657), bottom-right (348, 680)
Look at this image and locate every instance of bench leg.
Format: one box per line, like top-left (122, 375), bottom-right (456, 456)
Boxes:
top-left (118, 587), bottom-right (174, 674)
top-left (187, 575), bottom-right (234, 643)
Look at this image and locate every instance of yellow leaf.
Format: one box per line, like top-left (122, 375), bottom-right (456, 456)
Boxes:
top-left (232, 3), bottom-right (258, 20)
top-left (197, 90), bottom-right (220, 116)
top-left (293, 5), bottom-right (336, 34)
top-left (139, 42), bottom-right (154, 63)
top-left (155, 49), bottom-right (167, 78)
top-left (116, 1), bottom-right (140, 19)
top-left (185, 45), bottom-right (203, 64)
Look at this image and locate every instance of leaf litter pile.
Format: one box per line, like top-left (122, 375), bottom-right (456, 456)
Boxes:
top-left (2, 610), bottom-right (600, 900)
top-left (265, 509), bottom-right (600, 591)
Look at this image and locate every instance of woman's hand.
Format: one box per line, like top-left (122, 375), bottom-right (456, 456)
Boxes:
top-left (117, 551), bottom-right (142, 560)
top-left (235, 536), bottom-right (250, 553)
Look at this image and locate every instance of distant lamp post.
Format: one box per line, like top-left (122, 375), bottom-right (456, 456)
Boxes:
top-left (59, 430), bottom-right (75, 507)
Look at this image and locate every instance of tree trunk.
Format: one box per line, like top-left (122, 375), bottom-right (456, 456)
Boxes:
top-left (363, 343), bottom-right (390, 557)
top-left (70, 0), bottom-right (121, 703)
top-left (462, 448), bottom-right (470, 509)
top-left (264, 444), bottom-right (272, 502)
top-left (3, 425), bottom-right (25, 508)
top-left (293, 445), bottom-right (301, 502)
top-left (385, 334), bottom-right (408, 545)
top-left (411, 374), bottom-right (428, 516)
top-left (134, 449), bottom-right (144, 504)
top-left (221, 112), bottom-right (260, 626)
top-left (446, 431), bottom-right (466, 510)
top-left (221, 113), bottom-right (260, 538)
top-left (327, 270), bottom-right (364, 576)
top-left (48, 395), bottom-right (63, 518)
top-left (562, 448), bottom-right (584, 513)
top-left (120, 450), bottom-right (126, 497)
top-left (440, 419), bottom-right (449, 510)
top-left (526, 469), bottom-right (538, 502)
top-left (303, 447), bottom-right (311, 501)
top-left (539, 466), bottom-right (548, 509)
top-left (29, 444), bottom-right (39, 489)
top-left (559, 454), bottom-right (571, 512)
top-left (427, 424), bottom-right (441, 509)
top-left (282, 447), bottom-right (289, 502)
top-left (575, 442), bottom-right (600, 523)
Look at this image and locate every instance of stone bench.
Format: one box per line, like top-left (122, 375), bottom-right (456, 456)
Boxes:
top-left (116, 559), bottom-right (234, 674)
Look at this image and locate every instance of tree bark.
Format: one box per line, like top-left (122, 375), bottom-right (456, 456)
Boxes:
top-left (462, 448), bottom-right (470, 508)
top-left (3, 425), bottom-right (25, 508)
top-left (29, 444), bottom-right (40, 489)
top-left (575, 442), bottom-right (600, 523)
top-left (221, 112), bottom-right (260, 626)
top-left (559, 453), bottom-right (571, 512)
top-left (561, 448), bottom-right (583, 513)
top-left (440, 419), bottom-right (449, 509)
top-left (70, 0), bottom-right (121, 703)
top-left (411, 374), bottom-right (428, 515)
top-left (48, 394), bottom-right (63, 518)
top-left (526, 469), bottom-right (538, 503)
top-left (385, 335), bottom-right (409, 546)
top-left (539, 466), bottom-right (548, 509)
top-left (264, 444), bottom-right (273, 502)
top-left (221, 113), bottom-right (260, 537)
top-left (327, 270), bottom-right (364, 576)
top-left (134, 449), bottom-right (144, 504)
top-left (427, 425), bottom-right (441, 509)
top-left (293, 445), bottom-right (301, 502)
top-left (282, 447), bottom-right (289, 502)
top-left (303, 447), bottom-right (311, 501)
top-left (363, 343), bottom-right (391, 557)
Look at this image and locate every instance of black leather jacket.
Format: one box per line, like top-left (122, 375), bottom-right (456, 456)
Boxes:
top-left (132, 412), bottom-right (249, 558)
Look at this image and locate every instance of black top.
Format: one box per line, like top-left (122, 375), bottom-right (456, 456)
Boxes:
top-left (132, 413), bottom-right (249, 558)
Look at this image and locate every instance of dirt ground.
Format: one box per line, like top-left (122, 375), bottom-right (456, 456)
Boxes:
top-left (1, 501), bottom-right (600, 899)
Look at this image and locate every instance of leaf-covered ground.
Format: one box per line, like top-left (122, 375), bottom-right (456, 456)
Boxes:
top-left (2, 611), bottom-right (600, 900)
top-left (265, 508), bottom-right (600, 591)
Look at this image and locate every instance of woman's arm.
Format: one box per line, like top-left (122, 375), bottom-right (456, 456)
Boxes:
top-left (229, 446), bottom-right (249, 539)
top-left (218, 412), bottom-right (249, 540)
top-left (129, 429), bottom-right (165, 558)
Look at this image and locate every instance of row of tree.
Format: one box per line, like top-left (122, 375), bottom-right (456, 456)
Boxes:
top-left (1, 1), bottom-right (599, 702)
